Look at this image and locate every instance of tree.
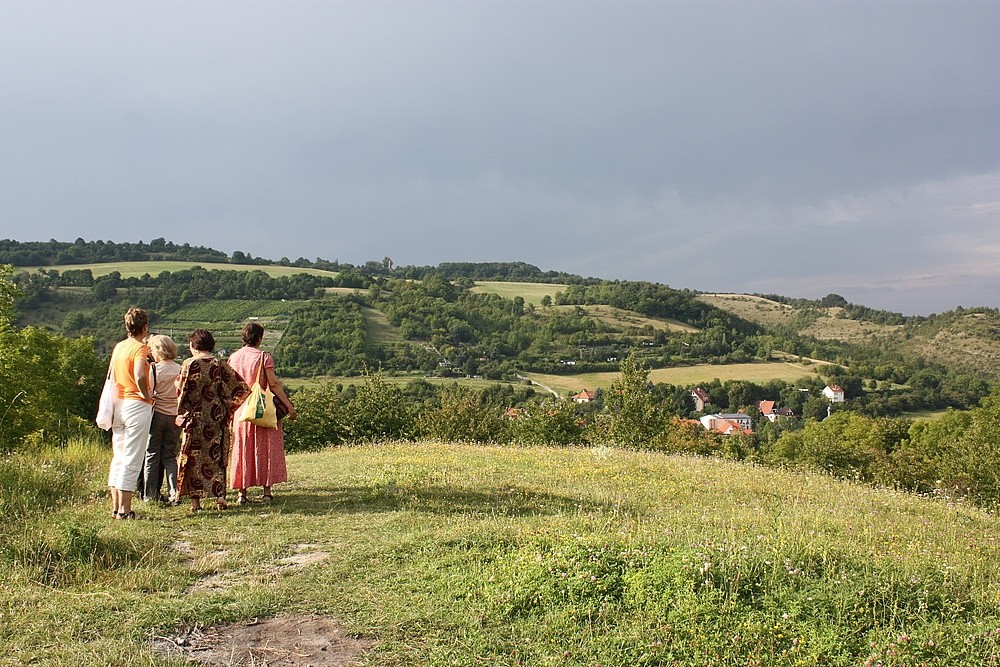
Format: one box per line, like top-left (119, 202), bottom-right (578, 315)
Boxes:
top-left (603, 353), bottom-right (665, 448)
top-left (0, 264), bottom-right (21, 328)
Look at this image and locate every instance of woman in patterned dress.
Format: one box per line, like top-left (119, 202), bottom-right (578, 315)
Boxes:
top-left (228, 322), bottom-right (297, 504)
top-left (175, 329), bottom-right (250, 512)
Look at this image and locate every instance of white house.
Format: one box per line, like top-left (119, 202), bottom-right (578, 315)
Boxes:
top-left (822, 385), bottom-right (845, 403)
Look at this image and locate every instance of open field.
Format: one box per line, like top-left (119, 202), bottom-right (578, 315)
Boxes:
top-left (699, 293), bottom-right (904, 343)
top-left (360, 305), bottom-right (407, 346)
top-left (550, 304), bottom-right (699, 333)
top-left (19, 260), bottom-right (340, 279)
top-left (698, 293), bottom-right (803, 328)
top-left (801, 312), bottom-right (903, 342)
top-left (5, 440), bottom-right (1000, 666)
top-left (522, 360), bottom-right (819, 393)
top-left (470, 281), bottom-right (568, 305)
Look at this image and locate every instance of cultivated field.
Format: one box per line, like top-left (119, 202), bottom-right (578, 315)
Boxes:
top-left (20, 260), bottom-right (340, 279)
top-left (6, 440), bottom-right (1000, 666)
top-left (522, 360), bottom-right (819, 393)
top-left (470, 281), bottom-right (568, 305)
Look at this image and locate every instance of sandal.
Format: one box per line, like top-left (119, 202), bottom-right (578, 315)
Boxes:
top-left (261, 494), bottom-right (274, 503)
top-left (116, 511), bottom-right (136, 520)
top-left (236, 493), bottom-right (249, 506)
top-left (216, 497), bottom-right (228, 511)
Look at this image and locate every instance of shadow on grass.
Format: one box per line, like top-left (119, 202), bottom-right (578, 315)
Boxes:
top-left (269, 484), bottom-right (629, 518)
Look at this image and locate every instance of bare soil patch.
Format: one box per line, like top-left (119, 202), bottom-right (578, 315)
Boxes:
top-left (153, 614), bottom-right (374, 666)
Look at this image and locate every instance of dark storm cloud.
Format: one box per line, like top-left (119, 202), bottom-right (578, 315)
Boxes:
top-left (1, 1), bottom-right (998, 314)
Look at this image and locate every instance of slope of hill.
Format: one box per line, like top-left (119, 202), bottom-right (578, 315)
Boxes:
top-left (701, 293), bottom-right (1000, 381)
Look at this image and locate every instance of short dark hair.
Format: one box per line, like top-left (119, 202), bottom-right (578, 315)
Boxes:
top-left (187, 328), bottom-right (215, 353)
top-left (124, 307), bottom-right (148, 337)
top-left (242, 322), bottom-right (264, 347)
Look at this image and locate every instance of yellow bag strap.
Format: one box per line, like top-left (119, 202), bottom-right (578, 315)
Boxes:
top-left (253, 351), bottom-right (267, 389)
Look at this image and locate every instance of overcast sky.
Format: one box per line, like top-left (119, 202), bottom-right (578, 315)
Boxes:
top-left (2, 1), bottom-right (998, 315)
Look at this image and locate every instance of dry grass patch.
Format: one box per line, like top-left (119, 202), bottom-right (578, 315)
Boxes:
top-left (698, 293), bottom-right (803, 328)
top-left (801, 314), bottom-right (902, 342)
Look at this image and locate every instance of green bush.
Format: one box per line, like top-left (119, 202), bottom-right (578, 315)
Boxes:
top-left (417, 387), bottom-right (507, 443)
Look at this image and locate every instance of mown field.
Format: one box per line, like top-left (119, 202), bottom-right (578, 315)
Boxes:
top-left (21, 260), bottom-right (340, 279)
top-left (470, 281), bottom-right (568, 306)
top-left (523, 361), bottom-right (819, 394)
top-left (5, 440), bottom-right (1000, 666)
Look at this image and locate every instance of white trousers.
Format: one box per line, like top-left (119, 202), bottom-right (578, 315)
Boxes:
top-left (108, 399), bottom-right (153, 491)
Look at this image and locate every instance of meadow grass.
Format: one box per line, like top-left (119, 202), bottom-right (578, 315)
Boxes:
top-left (470, 281), bottom-right (569, 306)
top-left (523, 362), bottom-right (819, 393)
top-left (4, 440), bottom-right (1000, 666)
top-left (20, 260), bottom-right (339, 279)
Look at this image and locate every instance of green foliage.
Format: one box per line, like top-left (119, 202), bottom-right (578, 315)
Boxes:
top-left (417, 387), bottom-right (507, 443)
top-left (282, 383), bottom-right (350, 451)
top-left (342, 373), bottom-right (415, 441)
top-left (275, 297), bottom-right (368, 377)
top-left (601, 353), bottom-right (667, 448)
top-left (283, 373), bottom-right (415, 450)
top-left (507, 401), bottom-right (584, 446)
top-left (0, 264), bottom-right (20, 328)
top-left (0, 326), bottom-right (104, 450)
top-left (764, 412), bottom-right (911, 481)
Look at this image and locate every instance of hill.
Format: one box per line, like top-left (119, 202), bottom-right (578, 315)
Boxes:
top-left (701, 292), bottom-right (1000, 381)
top-left (6, 439), bottom-right (1000, 665)
top-left (4, 239), bottom-right (996, 420)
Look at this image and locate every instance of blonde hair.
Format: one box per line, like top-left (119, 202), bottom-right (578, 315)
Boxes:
top-left (148, 334), bottom-right (177, 361)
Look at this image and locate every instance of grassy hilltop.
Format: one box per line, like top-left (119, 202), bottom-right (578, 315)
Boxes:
top-left (5, 439), bottom-right (1000, 666)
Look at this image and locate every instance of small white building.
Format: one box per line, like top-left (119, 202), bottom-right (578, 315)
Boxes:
top-left (822, 385), bottom-right (846, 403)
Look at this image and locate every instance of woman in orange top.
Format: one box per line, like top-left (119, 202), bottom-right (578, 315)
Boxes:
top-left (107, 307), bottom-right (154, 519)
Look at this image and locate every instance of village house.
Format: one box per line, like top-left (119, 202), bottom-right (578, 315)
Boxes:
top-left (690, 388), bottom-right (712, 412)
top-left (571, 389), bottom-right (597, 404)
top-left (822, 385), bottom-right (846, 403)
top-left (752, 400), bottom-right (796, 422)
top-left (699, 413), bottom-right (754, 435)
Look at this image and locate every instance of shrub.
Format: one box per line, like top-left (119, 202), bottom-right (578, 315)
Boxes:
top-left (417, 387), bottom-right (507, 443)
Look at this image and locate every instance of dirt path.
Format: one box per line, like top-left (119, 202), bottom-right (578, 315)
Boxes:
top-left (515, 373), bottom-right (562, 399)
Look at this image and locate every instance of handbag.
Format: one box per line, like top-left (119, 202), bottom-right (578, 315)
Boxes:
top-left (95, 361), bottom-right (118, 430)
top-left (238, 353), bottom-right (278, 428)
top-left (273, 392), bottom-right (289, 422)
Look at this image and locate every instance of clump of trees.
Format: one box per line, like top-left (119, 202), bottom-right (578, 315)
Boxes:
top-left (0, 266), bottom-right (105, 450)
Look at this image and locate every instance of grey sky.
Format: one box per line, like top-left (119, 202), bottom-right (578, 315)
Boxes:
top-left (2, 1), bottom-right (998, 315)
